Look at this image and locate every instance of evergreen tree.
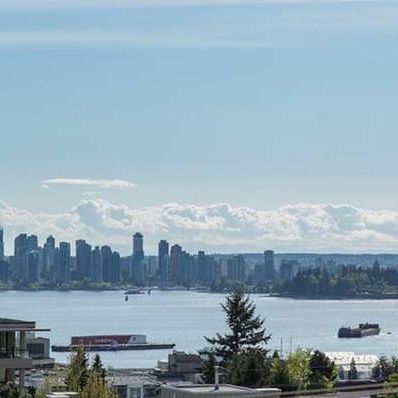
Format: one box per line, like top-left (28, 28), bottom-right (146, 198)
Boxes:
top-left (228, 349), bottom-right (270, 388)
top-left (81, 373), bottom-right (117, 398)
top-left (373, 356), bottom-right (394, 381)
top-left (308, 350), bottom-right (337, 389)
top-left (205, 289), bottom-right (271, 363)
top-left (200, 350), bottom-right (216, 384)
top-left (92, 354), bottom-right (107, 381)
top-left (347, 358), bottom-right (358, 380)
top-left (272, 350), bottom-right (280, 360)
top-left (67, 345), bottom-right (89, 392)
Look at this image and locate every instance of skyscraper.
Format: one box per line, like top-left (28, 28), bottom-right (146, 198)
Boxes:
top-left (132, 233), bottom-right (144, 262)
top-left (110, 251), bottom-right (121, 283)
top-left (76, 239), bottom-right (92, 280)
top-left (0, 226), bottom-right (4, 261)
top-left (263, 250), bottom-right (275, 281)
top-left (131, 233), bottom-right (145, 285)
top-left (90, 246), bottom-right (102, 283)
top-left (158, 240), bottom-right (169, 285)
top-left (27, 250), bottom-right (39, 284)
top-left (43, 235), bottom-right (55, 277)
top-left (227, 255), bottom-right (246, 282)
top-left (170, 244), bottom-right (182, 282)
top-left (14, 233), bottom-right (28, 282)
top-left (101, 245), bottom-right (112, 282)
top-left (27, 234), bottom-right (38, 252)
top-left (58, 242), bottom-right (71, 284)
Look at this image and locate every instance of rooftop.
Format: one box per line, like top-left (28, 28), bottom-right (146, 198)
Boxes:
top-left (0, 318), bottom-right (33, 325)
top-left (162, 384), bottom-right (280, 396)
top-left (172, 386), bottom-right (254, 393)
top-left (0, 317), bottom-right (50, 332)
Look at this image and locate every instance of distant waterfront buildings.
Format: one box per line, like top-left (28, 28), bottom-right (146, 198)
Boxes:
top-left (1, 229), bottom-right (260, 288)
top-left (158, 240), bottom-right (170, 286)
top-left (227, 254), bottom-right (246, 282)
top-left (58, 241), bottom-right (71, 284)
top-left (0, 226), bottom-right (4, 261)
top-left (279, 259), bottom-right (299, 282)
top-left (1, 227), bottom-right (389, 290)
top-left (263, 250), bottom-right (275, 282)
top-left (43, 235), bottom-right (55, 278)
top-left (91, 246), bottom-right (102, 282)
top-left (101, 245), bottom-right (113, 282)
top-left (76, 239), bottom-right (92, 281)
top-left (132, 233), bottom-right (146, 286)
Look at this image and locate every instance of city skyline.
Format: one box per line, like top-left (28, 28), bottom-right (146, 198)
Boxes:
top-left (0, 226), bottom-right (277, 288)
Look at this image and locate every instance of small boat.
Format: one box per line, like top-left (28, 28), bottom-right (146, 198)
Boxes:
top-left (338, 323), bottom-right (380, 338)
top-left (125, 295), bottom-right (129, 302)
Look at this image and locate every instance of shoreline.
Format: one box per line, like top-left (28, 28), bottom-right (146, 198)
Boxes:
top-left (1, 287), bottom-right (398, 300)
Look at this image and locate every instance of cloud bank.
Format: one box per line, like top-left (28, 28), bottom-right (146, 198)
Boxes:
top-left (1, 198), bottom-right (398, 254)
top-left (41, 178), bottom-right (136, 189)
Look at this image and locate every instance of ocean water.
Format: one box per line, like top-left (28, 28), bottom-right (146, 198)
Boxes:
top-left (1, 290), bottom-right (397, 369)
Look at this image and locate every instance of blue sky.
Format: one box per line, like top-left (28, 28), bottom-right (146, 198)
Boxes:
top-left (1, 0), bottom-right (398, 253)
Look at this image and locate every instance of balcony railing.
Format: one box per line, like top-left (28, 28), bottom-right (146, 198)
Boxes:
top-left (0, 348), bottom-right (30, 359)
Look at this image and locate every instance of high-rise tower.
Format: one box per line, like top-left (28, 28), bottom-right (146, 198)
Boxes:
top-left (132, 233), bottom-right (144, 262)
top-left (263, 250), bottom-right (275, 281)
top-left (158, 240), bottom-right (169, 285)
top-left (0, 226), bottom-right (4, 261)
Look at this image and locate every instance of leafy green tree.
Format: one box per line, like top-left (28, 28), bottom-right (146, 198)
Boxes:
top-left (205, 290), bottom-right (271, 364)
top-left (67, 345), bottom-right (89, 392)
top-left (385, 373), bottom-right (398, 398)
top-left (81, 373), bottom-right (117, 398)
top-left (347, 358), bottom-right (358, 380)
top-left (92, 354), bottom-right (106, 381)
top-left (269, 357), bottom-right (292, 391)
top-left (35, 379), bottom-right (52, 398)
top-left (285, 349), bottom-right (311, 391)
top-left (308, 350), bottom-right (337, 389)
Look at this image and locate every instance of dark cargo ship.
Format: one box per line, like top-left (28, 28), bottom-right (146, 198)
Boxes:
top-left (338, 323), bottom-right (380, 338)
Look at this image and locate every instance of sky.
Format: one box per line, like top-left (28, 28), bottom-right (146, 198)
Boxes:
top-left (1, 0), bottom-right (398, 254)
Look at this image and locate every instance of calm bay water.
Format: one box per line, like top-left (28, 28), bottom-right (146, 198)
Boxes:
top-left (1, 290), bottom-right (397, 369)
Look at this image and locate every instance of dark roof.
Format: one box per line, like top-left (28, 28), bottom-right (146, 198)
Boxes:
top-left (0, 318), bottom-right (50, 332)
top-left (0, 318), bottom-right (34, 325)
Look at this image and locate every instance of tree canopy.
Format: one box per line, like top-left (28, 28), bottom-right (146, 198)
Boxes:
top-left (205, 290), bottom-right (271, 363)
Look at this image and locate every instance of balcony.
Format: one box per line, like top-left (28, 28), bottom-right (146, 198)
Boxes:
top-left (0, 348), bottom-right (33, 369)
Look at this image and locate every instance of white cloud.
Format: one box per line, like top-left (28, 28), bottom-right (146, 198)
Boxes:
top-left (41, 178), bottom-right (136, 189)
top-left (2, 198), bottom-right (398, 254)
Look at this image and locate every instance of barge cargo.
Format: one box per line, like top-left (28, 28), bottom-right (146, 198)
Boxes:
top-left (51, 334), bottom-right (175, 352)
